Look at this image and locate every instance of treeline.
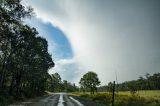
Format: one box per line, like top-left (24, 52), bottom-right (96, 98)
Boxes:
top-left (0, 0), bottom-right (55, 102)
top-left (47, 73), bottom-right (78, 92)
top-left (98, 73), bottom-right (160, 92)
top-left (0, 1), bottom-right (78, 104)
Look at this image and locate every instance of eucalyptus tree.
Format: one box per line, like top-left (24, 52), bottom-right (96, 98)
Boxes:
top-left (79, 71), bottom-right (100, 94)
top-left (0, 0), bottom-right (54, 99)
top-left (49, 73), bottom-right (62, 92)
top-left (0, 0), bottom-right (33, 90)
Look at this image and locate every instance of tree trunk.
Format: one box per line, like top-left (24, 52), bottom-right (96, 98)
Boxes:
top-left (9, 74), bottom-right (15, 94)
top-left (15, 71), bottom-right (22, 98)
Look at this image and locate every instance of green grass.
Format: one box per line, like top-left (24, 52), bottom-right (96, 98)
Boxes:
top-left (137, 90), bottom-right (160, 99)
top-left (117, 90), bottom-right (160, 101)
top-left (72, 90), bottom-right (160, 106)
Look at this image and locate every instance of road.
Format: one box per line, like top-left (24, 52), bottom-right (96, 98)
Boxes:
top-left (9, 93), bottom-right (83, 106)
top-left (9, 93), bottom-right (105, 106)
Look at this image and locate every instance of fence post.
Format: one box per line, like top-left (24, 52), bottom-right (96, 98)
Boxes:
top-left (112, 81), bottom-right (115, 106)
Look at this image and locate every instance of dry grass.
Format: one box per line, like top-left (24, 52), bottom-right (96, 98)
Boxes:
top-left (72, 90), bottom-right (160, 106)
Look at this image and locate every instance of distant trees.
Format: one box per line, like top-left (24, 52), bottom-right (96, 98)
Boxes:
top-left (79, 71), bottom-right (101, 94)
top-left (62, 80), bottom-right (78, 92)
top-left (98, 73), bottom-right (160, 92)
top-left (47, 73), bottom-right (62, 92)
top-left (46, 73), bottom-right (78, 92)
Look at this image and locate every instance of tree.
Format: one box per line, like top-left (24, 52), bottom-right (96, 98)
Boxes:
top-left (0, 0), bottom-right (32, 90)
top-left (98, 73), bottom-right (160, 92)
top-left (46, 73), bottom-right (78, 92)
top-left (79, 71), bottom-right (100, 94)
top-left (63, 80), bottom-right (78, 92)
top-left (48, 73), bottom-right (62, 92)
top-left (0, 0), bottom-right (55, 103)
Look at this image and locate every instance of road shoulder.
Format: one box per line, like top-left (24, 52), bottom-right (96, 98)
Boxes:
top-left (68, 94), bottom-right (106, 106)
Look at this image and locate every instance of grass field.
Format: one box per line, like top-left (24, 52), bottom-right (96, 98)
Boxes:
top-left (118, 90), bottom-right (160, 100)
top-left (72, 90), bottom-right (160, 106)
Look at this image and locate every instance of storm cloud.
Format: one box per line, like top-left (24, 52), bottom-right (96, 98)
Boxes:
top-left (23, 0), bottom-right (160, 85)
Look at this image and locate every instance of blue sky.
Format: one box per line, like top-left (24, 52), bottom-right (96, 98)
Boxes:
top-left (25, 17), bottom-right (73, 60)
top-left (23, 0), bottom-right (160, 85)
top-left (25, 17), bottom-right (83, 83)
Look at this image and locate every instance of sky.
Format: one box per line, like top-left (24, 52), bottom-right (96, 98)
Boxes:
top-left (22, 0), bottom-right (160, 85)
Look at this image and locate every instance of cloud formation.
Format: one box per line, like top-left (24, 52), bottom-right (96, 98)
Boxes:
top-left (23, 0), bottom-right (160, 85)
top-left (48, 58), bottom-right (84, 84)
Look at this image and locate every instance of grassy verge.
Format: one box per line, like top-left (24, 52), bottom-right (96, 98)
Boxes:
top-left (72, 90), bottom-right (160, 106)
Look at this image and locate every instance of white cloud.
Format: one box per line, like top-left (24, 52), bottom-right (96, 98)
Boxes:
top-left (23, 0), bottom-right (160, 85)
top-left (48, 58), bottom-right (85, 84)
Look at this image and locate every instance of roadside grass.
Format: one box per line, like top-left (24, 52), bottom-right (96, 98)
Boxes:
top-left (136, 90), bottom-right (160, 100)
top-left (72, 90), bottom-right (160, 106)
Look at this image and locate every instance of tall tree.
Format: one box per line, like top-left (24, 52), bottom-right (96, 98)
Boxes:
top-left (79, 71), bottom-right (100, 94)
top-left (0, 0), bottom-right (55, 102)
top-left (0, 0), bottom-right (31, 89)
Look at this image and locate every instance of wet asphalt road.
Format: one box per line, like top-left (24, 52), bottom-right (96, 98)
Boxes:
top-left (9, 93), bottom-right (84, 106)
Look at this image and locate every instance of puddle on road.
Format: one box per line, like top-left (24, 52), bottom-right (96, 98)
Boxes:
top-left (58, 93), bottom-right (64, 106)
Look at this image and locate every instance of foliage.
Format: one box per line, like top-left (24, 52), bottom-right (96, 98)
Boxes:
top-left (62, 80), bottom-right (78, 92)
top-left (79, 71), bottom-right (100, 94)
top-left (46, 73), bottom-right (78, 92)
top-left (98, 73), bottom-right (160, 93)
top-left (47, 73), bottom-right (61, 92)
top-left (0, 0), bottom-right (55, 104)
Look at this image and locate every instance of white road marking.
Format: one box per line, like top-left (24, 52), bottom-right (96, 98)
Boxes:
top-left (58, 93), bottom-right (64, 106)
top-left (69, 96), bottom-right (84, 106)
